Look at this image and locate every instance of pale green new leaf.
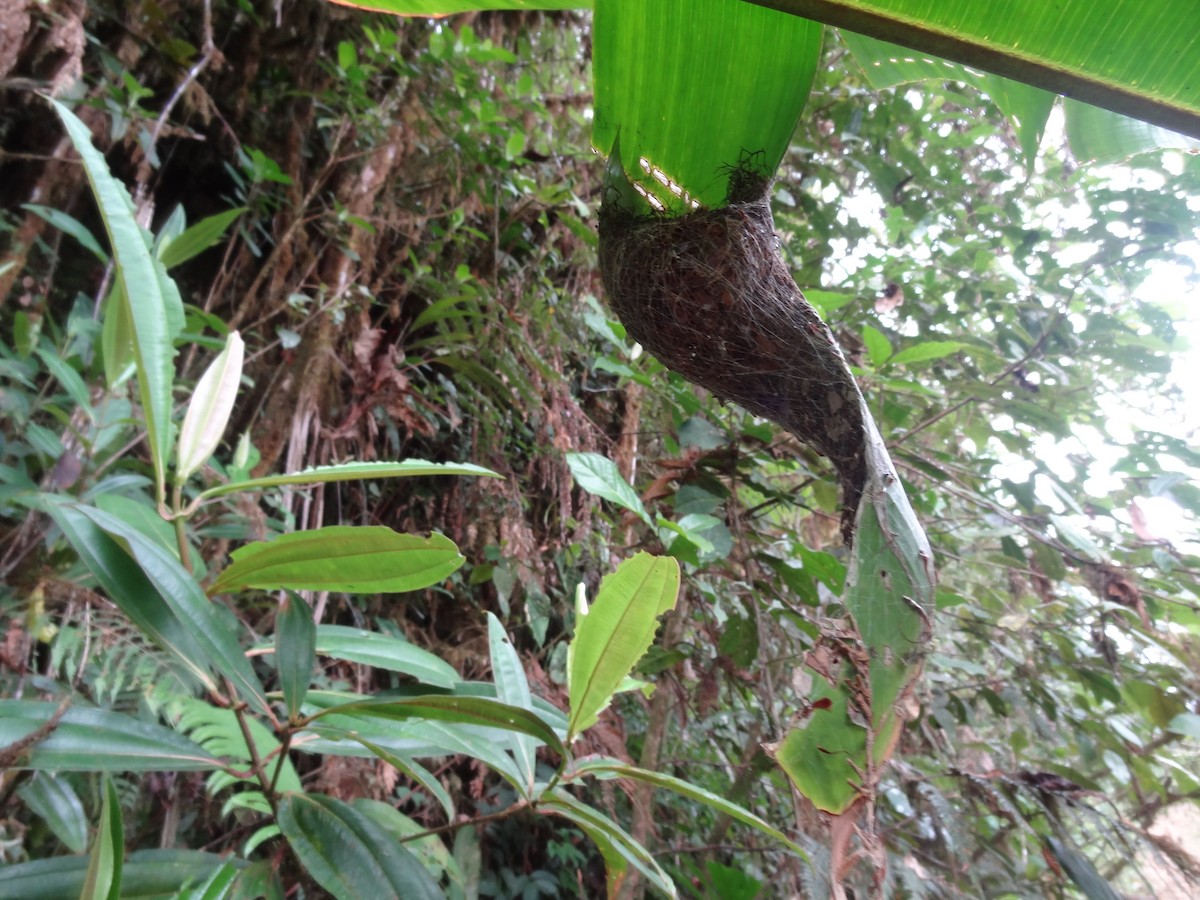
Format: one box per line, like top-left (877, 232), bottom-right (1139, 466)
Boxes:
top-left (567, 553), bottom-right (680, 741)
top-left (176, 331), bottom-right (244, 483)
top-left (196, 459), bottom-right (500, 502)
top-left (208, 526), bottom-right (463, 594)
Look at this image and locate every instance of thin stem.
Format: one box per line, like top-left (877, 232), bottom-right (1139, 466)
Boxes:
top-left (399, 800), bottom-right (529, 844)
top-left (227, 678), bottom-right (279, 818)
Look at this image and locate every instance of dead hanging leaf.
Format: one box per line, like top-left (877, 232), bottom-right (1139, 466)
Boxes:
top-left (874, 281), bottom-right (905, 313)
top-left (1128, 499), bottom-right (1159, 542)
top-left (1089, 562), bottom-right (1151, 630)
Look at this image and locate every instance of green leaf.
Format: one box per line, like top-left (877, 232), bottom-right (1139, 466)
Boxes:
top-left (35, 349), bottom-right (92, 412)
top-left (753, 0), bottom-right (1200, 138)
top-left (565, 452), bottom-right (651, 526)
top-left (486, 612), bottom-right (536, 796)
top-left (50, 99), bottom-right (178, 502)
top-left (0, 701), bottom-right (220, 771)
top-left (196, 459), bottom-right (500, 502)
top-left (209, 526), bottom-right (464, 594)
top-left (276, 594), bottom-right (316, 721)
top-left (0, 850), bottom-right (247, 900)
top-left (77, 504), bottom-right (269, 716)
top-left (1044, 837), bottom-right (1123, 900)
top-left (17, 773), bottom-right (89, 853)
top-left (158, 208), bottom-right (245, 269)
top-left (571, 759), bottom-right (806, 858)
top-left (100, 284), bottom-right (135, 389)
top-left (594, 0), bottom-right (822, 210)
top-left (176, 331), bottom-right (244, 483)
top-left (308, 695), bottom-right (566, 761)
top-left (887, 340), bottom-right (968, 367)
top-left (308, 625), bottom-right (459, 688)
top-left (277, 793), bottom-right (443, 899)
top-left (22, 204), bottom-right (107, 261)
top-left (43, 501), bottom-right (221, 697)
top-left (1167, 712), bottom-right (1200, 739)
top-left (567, 553), bottom-right (680, 741)
top-left (351, 738), bottom-right (455, 821)
top-left (79, 777), bottom-right (122, 900)
top-left (540, 789), bottom-right (677, 899)
top-left (861, 325), bottom-right (893, 367)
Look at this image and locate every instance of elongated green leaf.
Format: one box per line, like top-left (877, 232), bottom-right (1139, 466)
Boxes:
top-left (541, 789), bottom-right (677, 899)
top-left (304, 624), bottom-right (459, 687)
top-left (887, 340), bottom-right (967, 366)
top-left (22, 204), bottom-right (107, 261)
top-left (158, 208), bottom-right (245, 269)
top-left (752, 0), bottom-right (1200, 138)
top-left (80, 777), bottom-right (122, 900)
top-left (43, 501), bottom-right (220, 695)
top-left (0, 701), bottom-right (219, 772)
top-left (17, 773), bottom-right (89, 853)
top-left (565, 452), bottom-right (651, 526)
top-left (1044, 837), bottom-right (1123, 900)
top-left (567, 553), bottom-right (680, 741)
top-left (303, 712), bottom-right (528, 791)
top-left (277, 793), bottom-right (442, 899)
top-left (176, 331), bottom-right (244, 483)
top-left (352, 738), bottom-right (456, 821)
top-left (309, 695), bottom-right (566, 760)
top-left (208, 526), bottom-right (463, 594)
top-left (196, 459), bottom-right (500, 502)
top-left (571, 759), bottom-right (806, 858)
top-left (78, 505), bottom-right (269, 716)
top-left (35, 348), bottom-right (92, 411)
top-left (594, 0), bottom-right (822, 211)
top-left (50, 100), bottom-right (177, 500)
top-left (486, 612), bottom-right (536, 796)
top-left (276, 594), bottom-right (316, 720)
top-left (0, 850), bottom-right (247, 900)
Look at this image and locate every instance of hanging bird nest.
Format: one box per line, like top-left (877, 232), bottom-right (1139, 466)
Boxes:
top-left (599, 163), bottom-right (867, 540)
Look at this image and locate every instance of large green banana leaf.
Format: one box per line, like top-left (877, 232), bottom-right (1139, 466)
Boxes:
top-left (335, 1), bottom-right (1200, 140)
top-left (749, 0), bottom-right (1200, 138)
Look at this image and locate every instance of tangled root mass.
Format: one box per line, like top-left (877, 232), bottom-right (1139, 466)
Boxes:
top-left (599, 167), bottom-right (866, 540)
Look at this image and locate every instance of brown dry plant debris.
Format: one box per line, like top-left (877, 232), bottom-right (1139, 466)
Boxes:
top-left (599, 165), bottom-right (866, 540)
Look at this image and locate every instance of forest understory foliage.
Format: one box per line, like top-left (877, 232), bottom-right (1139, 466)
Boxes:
top-left (1, 1), bottom-right (1199, 898)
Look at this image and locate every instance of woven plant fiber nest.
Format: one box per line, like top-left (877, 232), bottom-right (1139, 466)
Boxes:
top-left (599, 169), bottom-right (867, 539)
